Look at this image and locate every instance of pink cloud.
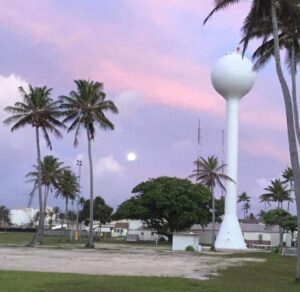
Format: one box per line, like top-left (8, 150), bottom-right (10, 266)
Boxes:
top-left (0, 0), bottom-right (285, 133)
top-left (241, 139), bottom-right (289, 163)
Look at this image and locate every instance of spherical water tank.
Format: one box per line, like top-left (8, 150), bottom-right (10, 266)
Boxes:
top-left (211, 51), bottom-right (255, 99)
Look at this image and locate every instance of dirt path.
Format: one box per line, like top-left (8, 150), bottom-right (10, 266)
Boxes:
top-left (0, 246), bottom-right (264, 280)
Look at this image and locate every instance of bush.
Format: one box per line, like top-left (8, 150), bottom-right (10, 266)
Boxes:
top-left (185, 245), bottom-right (195, 252)
top-left (272, 246), bottom-right (280, 254)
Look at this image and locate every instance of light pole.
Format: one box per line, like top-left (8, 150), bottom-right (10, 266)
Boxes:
top-left (76, 160), bottom-right (82, 234)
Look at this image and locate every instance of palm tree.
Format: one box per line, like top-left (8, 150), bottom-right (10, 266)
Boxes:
top-left (257, 210), bottom-right (266, 222)
top-left (282, 167), bottom-right (295, 211)
top-left (53, 206), bottom-right (60, 225)
top-left (55, 169), bottom-right (79, 238)
top-left (259, 193), bottom-right (272, 212)
top-left (190, 155), bottom-right (233, 251)
top-left (59, 80), bottom-right (118, 248)
top-left (3, 85), bottom-right (64, 245)
top-left (26, 155), bottom-right (67, 239)
top-left (237, 192), bottom-right (250, 219)
top-left (0, 206), bottom-right (11, 227)
top-left (262, 179), bottom-right (290, 209)
top-left (243, 202), bottom-right (251, 221)
top-left (204, 0), bottom-right (300, 280)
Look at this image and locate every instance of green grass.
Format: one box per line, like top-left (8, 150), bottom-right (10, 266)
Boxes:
top-left (0, 232), bottom-right (33, 245)
top-left (0, 253), bottom-right (299, 291)
top-left (0, 232), bottom-right (169, 247)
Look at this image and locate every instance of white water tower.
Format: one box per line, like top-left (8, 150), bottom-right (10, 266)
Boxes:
top-left (211, 49), bottom-right (255, 250)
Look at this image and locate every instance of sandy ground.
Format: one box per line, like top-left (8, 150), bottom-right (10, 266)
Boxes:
top-left (0, 244), bottom-right (265, 280)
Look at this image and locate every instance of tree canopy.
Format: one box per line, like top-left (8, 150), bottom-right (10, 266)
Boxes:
top-left (114, 176), bottom-right (221, 239)
top-left (79, 196), bottom-right (113, 227)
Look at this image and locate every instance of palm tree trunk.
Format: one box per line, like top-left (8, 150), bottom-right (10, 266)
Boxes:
top-left (86, 128), bottom-right (94, 248)
top-left (291, 43), bottom-right (300, 146)
top-left (66, 197), bottom-right (69, 240)
top-left (271, 0), bottom-right (300, 280)
top-left (211, 185), bottom-right (216, 251)
top-left (27, 127), bottom-right (43, 246)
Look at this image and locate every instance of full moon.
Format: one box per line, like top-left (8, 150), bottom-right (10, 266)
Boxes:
top-left (127, 152), bottom-right (137, 161)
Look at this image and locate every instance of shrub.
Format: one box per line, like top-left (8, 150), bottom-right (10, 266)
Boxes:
top-left (185, 245), bottom-right (195, 252)
top-left (272, 246), bottom-right (280, 254)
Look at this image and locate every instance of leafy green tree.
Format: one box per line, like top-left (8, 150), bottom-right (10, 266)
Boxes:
top-left (79, 196), bottom-right (113, 232)
top-left (60, 80), bottom-right (118, 248)
top-left (262, 208), bottom-right (294, 247)
top-left (190, 156), bottom-right (233, 250)
top-left (0, 206), bottom-right (11, 227)
top-left (114, 177), bottom-right (217, 242)
top-left (3, 85), bottom-right (64, 245)
top-left (204, 0), bottom-right (300, 279)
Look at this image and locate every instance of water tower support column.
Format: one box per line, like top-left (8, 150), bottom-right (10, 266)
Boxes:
top-left (215, 97), bottom-right (246, 250)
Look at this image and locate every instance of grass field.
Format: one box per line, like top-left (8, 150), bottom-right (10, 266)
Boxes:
top-left (0, 232), bottom-right (299, 291)
top-left (0, 232), bottom-right (129, 246)
top-left (0, 251), bottom-right (299, 291)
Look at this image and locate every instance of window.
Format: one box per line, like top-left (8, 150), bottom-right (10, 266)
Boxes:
top-left (258, 234), bottom-right (263, 242)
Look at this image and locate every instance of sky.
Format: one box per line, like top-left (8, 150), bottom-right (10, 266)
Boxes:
top-left (0, 0), bottom-right (296, 217)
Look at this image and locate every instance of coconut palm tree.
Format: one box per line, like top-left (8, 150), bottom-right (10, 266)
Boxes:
top-left (259, 193), bottom-right (272, 212)
top-left (59, 80), bottom-right (118, 248)
top-left (0, 206), bottom-right (11, 227)
top-left (26, 155), bottom-right (67, 239)
top-left (55, 169), bottom-right (79, 239)
top-left (243, 202), bottom-right (251, 221)
top-left (263, 179), bottom-right (290, 209)
top-left (190, 155), bottom-right (234, 251)
top-left (3, 85), bottom-right (65, 245)
top-left (282, 167), bottom-right (295, 211)
top-left (204, 0), bottom-right (300, 280)
top-left (238, 192), bottom-right (251, 219)
top-left (53, 206), bottom-right (60, 225)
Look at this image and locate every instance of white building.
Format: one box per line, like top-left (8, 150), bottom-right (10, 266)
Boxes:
top-left (191, 223), bottom-right (293, 247)
top-left (10, 208), bottom-right (38, 226)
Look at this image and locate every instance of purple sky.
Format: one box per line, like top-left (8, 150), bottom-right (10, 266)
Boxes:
top-left (0, 0), bottom-right (295, 217)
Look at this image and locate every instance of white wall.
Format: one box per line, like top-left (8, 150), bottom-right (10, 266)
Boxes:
top-left (172, 234), bottom-right (199, 251)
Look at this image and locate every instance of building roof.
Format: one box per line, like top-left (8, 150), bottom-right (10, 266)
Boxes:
top-left (115, 222), bottom-right (129, 229)
top-left (191, 223), bottom-right (280, 233)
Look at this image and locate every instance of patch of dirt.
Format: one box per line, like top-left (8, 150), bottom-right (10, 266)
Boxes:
top-left (0, 245), bottom-right (265, 280)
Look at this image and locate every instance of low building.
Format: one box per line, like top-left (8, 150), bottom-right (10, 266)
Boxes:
top-left (10, 208), bottom-right (39, 227)
top-left (191, 223), bottom-right (293, 247)
top-left (111, 221), bottom-right (129, 237)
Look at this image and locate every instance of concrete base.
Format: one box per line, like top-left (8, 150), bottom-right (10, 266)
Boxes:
top-left (215, 214), bottom-right (247, 250)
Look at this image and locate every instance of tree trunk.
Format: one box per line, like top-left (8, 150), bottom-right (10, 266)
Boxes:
top-left (211, 185), bottom-right (216, 251)
top-left (27, 127), bottom-right (43, 246)
top-left (66, 197), bottom-right (69, 240)
top-left (86, 128), bottom-right (95, 248)
top-left (291, 43), bottom-right (300, 146)
top-left (271, 0), bottom-right (300, 280)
